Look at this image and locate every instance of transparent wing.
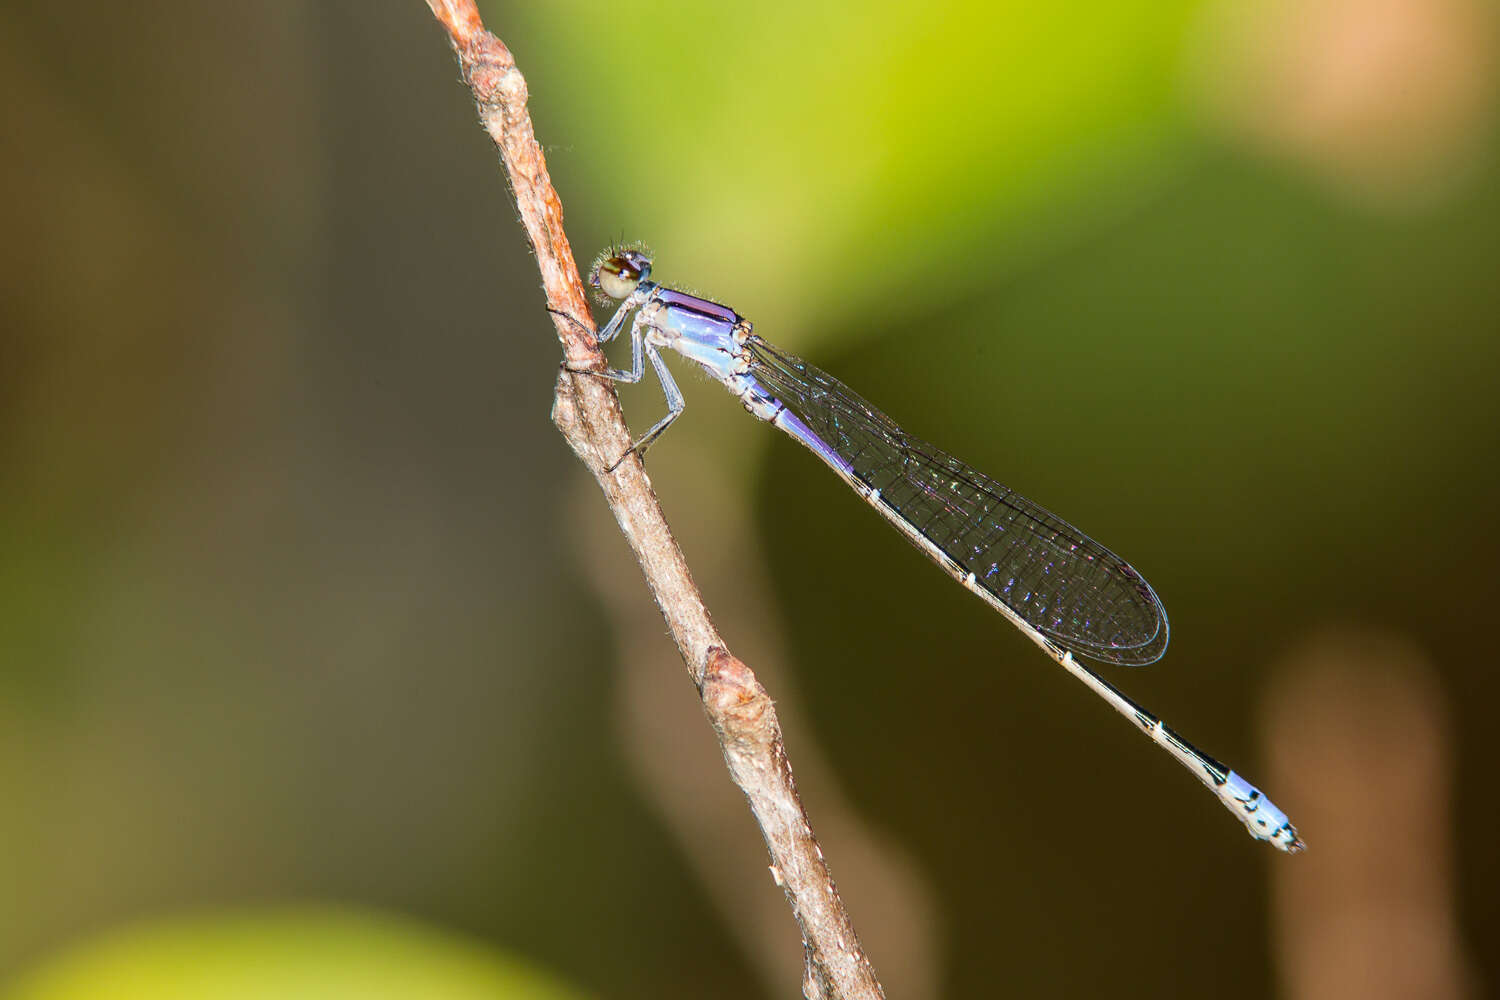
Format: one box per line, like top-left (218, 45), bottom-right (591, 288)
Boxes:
top-left (746, 337), bottom-right (1168, 665)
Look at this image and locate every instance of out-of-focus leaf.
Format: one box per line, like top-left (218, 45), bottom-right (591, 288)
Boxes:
top-left (516, 0), bottom-right (1205, 338)
top-left (3, 907), bottom-right (588, 1000)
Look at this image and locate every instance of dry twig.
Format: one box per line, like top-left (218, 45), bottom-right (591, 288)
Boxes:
top-left (421, 3), bottom-right (885, 997)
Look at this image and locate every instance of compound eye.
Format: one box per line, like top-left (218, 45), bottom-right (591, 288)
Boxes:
top-left (592, 254), bottom-right (641, 301)
top-left (589, 246), bottom-right (653, 303)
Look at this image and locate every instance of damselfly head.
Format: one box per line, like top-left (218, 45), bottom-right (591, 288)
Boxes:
top-left (589, 244), bottom-right (653, 304)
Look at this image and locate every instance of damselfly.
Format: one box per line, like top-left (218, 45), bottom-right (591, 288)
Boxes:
top-left (576, 245), bottom-right (1301, 852)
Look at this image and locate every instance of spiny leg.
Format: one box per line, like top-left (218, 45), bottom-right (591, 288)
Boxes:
top-left (546, 305), bottom-right (592, 339)
top-left (550, 307), bottom-right (681, 470)
top-left (607, 344), bottom-right (684, 471)
top-left (553, 305), bottom-right (647, 384)
top-left (593, 291), bottom-right (644, 345)
top-left (545, 296), bottom-right (636, 347)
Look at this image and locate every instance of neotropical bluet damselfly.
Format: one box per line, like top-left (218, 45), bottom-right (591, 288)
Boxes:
top-left (577, 245), bottom-right (1301, 852)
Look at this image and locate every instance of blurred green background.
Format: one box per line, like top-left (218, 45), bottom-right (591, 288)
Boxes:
top-left (3, 1), bottom-right (1497, 998)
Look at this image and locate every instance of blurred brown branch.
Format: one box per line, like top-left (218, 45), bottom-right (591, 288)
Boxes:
top-left (421, 3), bottom-right (884, 996)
